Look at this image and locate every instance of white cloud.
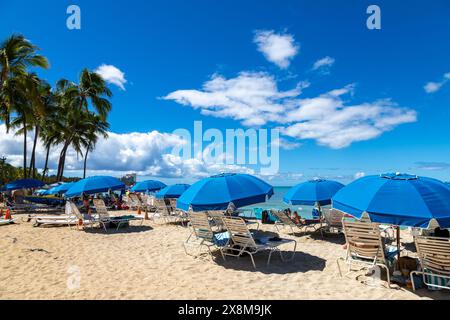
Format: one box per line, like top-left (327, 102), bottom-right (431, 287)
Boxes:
top-left (424, 72), bottom-right (450, 93)
top-left (253, 30), bottom-right (299, 69)
top-left (95, 64), bottom-right (127, 90)
top-left (0, 125), bottom-right (252, 179)
top-left (312, 56), bottom-right (335, 72)
top-left (163, 72), bottom-right (309, 126)
top-left (164, 73), bottom-right (417, 149)
top-left (354, 172), bottom-right (366, 180)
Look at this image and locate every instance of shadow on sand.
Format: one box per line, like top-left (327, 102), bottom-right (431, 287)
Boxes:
top-left (84, 225), bottom-right (153, 235)
top-left (207, 229), bottom-right (327, 274)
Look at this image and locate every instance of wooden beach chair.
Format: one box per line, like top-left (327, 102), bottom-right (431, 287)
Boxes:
top-left (410, 236), bottom-right (450, 291)
top-left (183, 211), bottom-right (228, 259)
top-left (337, 220), bottom-right (396, 288)
top-left (221, 216), bottom-right (297, 268)
top-left (93, 199), bottom-right (143, 231)
top-left (271, 210), bottom-right (322, 236)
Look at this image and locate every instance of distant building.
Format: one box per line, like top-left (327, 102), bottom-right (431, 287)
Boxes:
top-left (121, 173), bottom-right (137, 186)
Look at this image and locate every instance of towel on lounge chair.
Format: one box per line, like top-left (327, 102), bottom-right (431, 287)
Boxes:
top-left (213, 232), bottom-right (230, 247)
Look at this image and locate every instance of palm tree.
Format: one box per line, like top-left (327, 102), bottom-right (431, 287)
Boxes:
top-left (28, 79), bottom-right (54, 178)
top-left (57, 69), bottom-right (112, 121)
top-left (55, 70), bottom-right (112, 181)
top-left (81, 114), bottom-right (109, 178)
top-left (9, 74), bottom-right (42, 178)
top-left (0, 34), bottom-right (49, 130)
top-left (40, 111), bottom-right (63, 180)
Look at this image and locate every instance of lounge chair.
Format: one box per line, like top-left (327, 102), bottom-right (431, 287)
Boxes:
top-left (207, 210), bottom-right (259, 232)
top-left (168, 198), bottom-right (189, 226)
top-left (183, 211), bottom-right (228, 259)
top-left (93, 199), bottom-right (144, 231)
top-left (337, 220), bottom-right (397, 288)
top-left (271, 210), bottom-right (322, 236)
top-left (410, 236), bottom-right (450, 291)
top-left (221, 216), bottom-right (297, 268)
top-left (151, 198), bottom-right (178, 223)
top-left (127, 194), bottom-right (143, 211)
top-left (69, 202), bottom-right (100, 230)
top-left (33, 202), bottom-right (77, 227)
top-left (322, 208), bottom-right (344, 234)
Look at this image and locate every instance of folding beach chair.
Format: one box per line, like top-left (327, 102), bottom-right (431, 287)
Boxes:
top-left (221, 216), bottom-right (297, 268)
top-left (93, 199), bottom-right (144, 231)
top-left (207, 210), bottom-right (260, 232)
top-left (69, 202), bottom-right (100, 231)
top-left (183, 211), bottom-right (228, 260)
top-left (322, 208), bottom-right (344, 234)
top-left (271, 210), bottom-right (322, 236)
top-left (410, 236), bottom-right (450, 291)
top-left (337, 220), bottom-right (396, 288)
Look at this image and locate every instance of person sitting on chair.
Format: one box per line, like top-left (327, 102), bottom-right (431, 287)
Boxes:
top-left (434, 227), bottom-right (450, 238)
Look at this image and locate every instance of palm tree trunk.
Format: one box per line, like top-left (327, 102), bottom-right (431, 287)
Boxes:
top-left (57, 141), bottom-right (71, 181)
top-left (42, 144), bottom-right (51, 180)
top-left (22, 119), bottom-right (27, 179)
top-left (83, 144), bottom-right (90, 179)
top-left (29, 125), bottom-right (39, 178)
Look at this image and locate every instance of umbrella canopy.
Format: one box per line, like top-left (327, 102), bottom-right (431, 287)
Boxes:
top-left (46, 182), bottom-right (77, 195)
top-left (283, 179), bottom-right (345, 206)
top-left (131, 180), bottom-right (166, 193)
top-left (332, 173), bottom-right (450, 228)
top-left (65, 176), bottom-right (125, 198)
top-left (177, 173), bottom-right (274, 212)
top-left (5, 179), bottom-right (45, 191)
top-left (156, 184), bottom-right (190, 199)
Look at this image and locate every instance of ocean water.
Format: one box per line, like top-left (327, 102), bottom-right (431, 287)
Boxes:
top-left (242, 186), bottom-right (319, 219)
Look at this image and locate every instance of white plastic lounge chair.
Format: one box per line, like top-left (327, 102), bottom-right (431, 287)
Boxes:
top-left (184, 211), bottom-right (228, 260)
top-left (271, 210), bottom-right (322, 236)
top-left (221, 216), bottom-right (297, 268)
top-left (410, 236), bottom-right (450, 291)
top-left (0, 218), bottom-right (17, 226)
top-left (69, 202), bottom-right (102, 231)
top-left (167, 198), bottom-right (189, 226)
top-left (93, 199), bottom-right (143, 231)
top-left (337, 220), bottom-right (397, 288)
top-left (34, 202), bottom-right (77, 227)
top-left (322, 208), bottom-right (344, 234)
top-left (151, 198), bottom-right (177, 223)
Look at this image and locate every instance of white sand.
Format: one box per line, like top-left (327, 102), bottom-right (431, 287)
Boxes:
top-left (0, 213), bottom-right (448, 300)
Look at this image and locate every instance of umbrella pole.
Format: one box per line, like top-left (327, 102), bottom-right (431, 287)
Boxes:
top-left (396, 226), bottom-right (401, 267)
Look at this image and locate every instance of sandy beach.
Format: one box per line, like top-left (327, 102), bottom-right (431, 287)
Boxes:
top-left (0, 213), bottom-right (448, 300)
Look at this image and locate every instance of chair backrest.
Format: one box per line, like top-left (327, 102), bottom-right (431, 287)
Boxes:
top-left (271, 210), bottom-right (296, 226)
top-left (69, 202), bottom-right (84, 220)
top-left (415, 236), bottom-right (450, 276)
top-left (342, 220), bottom-right (386, 264)
top-left (154, 198), bottom-right (170, 214)
top-left (168, 199), bottom-right (177, 212)
top-left (207, 210), bottom-right (226, 228)
top-left (222, 216), bottom-right (257, 249)
top-left (323, 208), bottom-right (344, 228)
top-left (93, 199), bottom-right (110, 220)
top-left (188, 211), bottom-right (214, 242)
top-left (129, 194), bottom-right (142, 206)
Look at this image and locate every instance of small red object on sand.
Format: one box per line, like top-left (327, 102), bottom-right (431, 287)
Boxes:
top-left (4, 209), bottom-right (11, 220)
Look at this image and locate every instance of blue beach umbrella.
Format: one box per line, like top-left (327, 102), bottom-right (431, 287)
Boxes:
top-left (177, 173), bottom-right (274, 212)
top-left (131, 180), bottom-right (166, 193)
top-left (65, 176), bottom-right (125, 198)
top-left (5, 179), bottom-right (45, 191)
top-left (283, 179), bottom-right (345, 206)
top-left (156, 184), bottom-right (191, 199)
top-left (46, 182), bottom-right (76, 195)
top-left (332, 173), bottom-right (450, 228)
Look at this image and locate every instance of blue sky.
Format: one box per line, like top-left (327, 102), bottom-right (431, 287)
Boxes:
top-left (1, 0), bottom-right (449, 185)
